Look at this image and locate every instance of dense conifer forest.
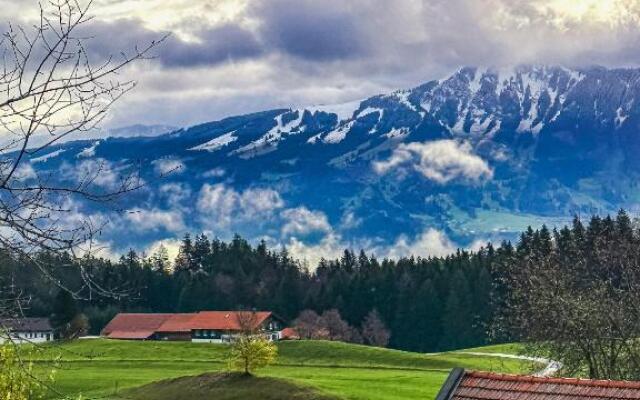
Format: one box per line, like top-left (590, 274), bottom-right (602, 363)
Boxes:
top-left (1, 211), bottom-right (635, 352)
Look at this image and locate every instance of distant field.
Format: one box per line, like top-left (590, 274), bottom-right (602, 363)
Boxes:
top-left (456, 343), bottom-right (525, 355)
top-left (29, 339), bottom-right (538, 400)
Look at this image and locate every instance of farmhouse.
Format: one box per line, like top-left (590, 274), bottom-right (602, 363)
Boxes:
top-left (101, 311), bottom-right (285, 343)
top-left (436, 368), bottom-right (640, 400)
top-left (0, 318), bottom-right (54, 344)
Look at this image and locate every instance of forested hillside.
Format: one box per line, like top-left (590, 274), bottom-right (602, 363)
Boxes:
top-left (1, 211), bottom-right (635, 352)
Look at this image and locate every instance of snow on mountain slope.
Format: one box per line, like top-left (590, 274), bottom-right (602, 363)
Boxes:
top-left (20, 65), bottom-right (640, 259)
top-left (189, 131), bottom-right (238, 152)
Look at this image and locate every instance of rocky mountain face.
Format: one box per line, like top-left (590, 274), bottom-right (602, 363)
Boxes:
top-left (23, 65), bottom-right (640, 257)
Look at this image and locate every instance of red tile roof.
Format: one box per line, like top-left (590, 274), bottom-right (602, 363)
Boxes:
top-left (280, 327), bottom-right (300, 340)
top-left (190, 311), bottom-right (272, 330)
top-left (436, 369), bottom-right (640, 400)
top-left (156, 314), bottom-right (197, 333)
top-left (101, 313), bottom-right (174, 338)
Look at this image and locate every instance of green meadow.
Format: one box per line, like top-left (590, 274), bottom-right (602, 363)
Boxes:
top-left (29, 339), bottom-right (538, 400)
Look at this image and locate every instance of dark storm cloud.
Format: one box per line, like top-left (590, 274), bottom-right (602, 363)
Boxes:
top-left (160, 24), bottom-right (264, 67)
top-left (81, 19), bottom-right (263, 68)
top-left (35, 0), bottom-right (640, 131)
top-left (252, 0), bottom-right (370, 61)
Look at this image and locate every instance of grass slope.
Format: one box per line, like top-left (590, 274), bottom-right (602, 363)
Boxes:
top-left (123, 372), bottom-right (339, 400)
top-left (30, 339), bottom-right (537, 400)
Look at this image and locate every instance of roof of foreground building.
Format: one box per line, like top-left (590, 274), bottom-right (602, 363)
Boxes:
top-left (436, 368), bottom-right (640, 400)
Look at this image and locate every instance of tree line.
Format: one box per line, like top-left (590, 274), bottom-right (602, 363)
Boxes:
top-left (0, 232), bottom-right (495, 351)
top-left (2, 210), bottom-right (639, 359)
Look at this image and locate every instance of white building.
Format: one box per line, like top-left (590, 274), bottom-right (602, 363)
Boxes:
top-left (0, 318), bottom-right (54, 344)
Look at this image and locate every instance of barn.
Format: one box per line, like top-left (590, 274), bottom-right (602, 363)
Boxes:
top-left (436, 368), bottom-right (640, 400)
top-left (101, 311), bottom-right (285, 343)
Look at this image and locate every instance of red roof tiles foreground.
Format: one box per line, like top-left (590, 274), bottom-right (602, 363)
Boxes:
top-left (436, 369), bottom-right (640, 400)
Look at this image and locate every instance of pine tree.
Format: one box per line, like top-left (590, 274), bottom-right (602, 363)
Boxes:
top-left (439, 270), bottom-right (473, 350)
top-left (414, 279), bottom-right (441, 352)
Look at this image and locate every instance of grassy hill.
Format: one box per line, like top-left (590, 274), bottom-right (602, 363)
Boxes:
top-left (123, 372), bottom-right (339, 400)
top-left (29, 340), bottom-right (538, 400)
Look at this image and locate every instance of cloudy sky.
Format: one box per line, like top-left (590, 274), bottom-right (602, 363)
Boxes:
top-left (4, 0), bottom-right (640, 130)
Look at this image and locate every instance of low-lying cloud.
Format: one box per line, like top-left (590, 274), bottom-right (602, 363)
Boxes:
top-left (374, 140), bottom-right (493, 184)
top-left (196, 183), bottom-right (284, 226)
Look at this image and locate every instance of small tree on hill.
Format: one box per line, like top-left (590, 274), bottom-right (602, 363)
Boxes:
top-left (228, 311), bottom-right (277, 375)
top-left (228, 336), bottom-right (277, 375)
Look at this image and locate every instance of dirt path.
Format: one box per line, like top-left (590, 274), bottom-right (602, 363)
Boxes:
top-left (458, 352), bottom-right (562, 377)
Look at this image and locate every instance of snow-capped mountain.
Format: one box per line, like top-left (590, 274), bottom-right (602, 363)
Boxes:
top-left (23, 65), bottom-right (640, 257)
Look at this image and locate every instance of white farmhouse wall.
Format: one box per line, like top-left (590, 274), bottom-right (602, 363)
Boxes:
top-left (0, 331), bottom-right (53, 344)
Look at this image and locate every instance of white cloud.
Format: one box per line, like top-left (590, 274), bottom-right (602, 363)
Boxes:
top-left (75, 239), bottom-right (121, 261)
top-left (281, 207), bottom-right (332, 235)
top-left (13, 163), bottom-right (37, 181)
top-left (385, 228), bottom-right (459, 259)
top-left (126, 208), bottom-right (186, 232)
top-left (65, 158), bottom-right (120, 188)
top-left (202, 167), bottom-right (226, 178)
top-left (145, 238), bottom-right (182, 262)
top-left (242, 187), bottom-right (286, 214)
top-left (159, 182), bottom-right (192, 207)
top-left (339, 211), bottom-right (362, 230)
top-left (374, 140), bottom-right (493, 184)
top-left (285, 233), bottom-right (347, 267)
top-left (153, 158), bottom-right (185, 175)
top-left (468, 238), bottom-right (490, 253)
top-left (196, 183), bottom-right (284, 226)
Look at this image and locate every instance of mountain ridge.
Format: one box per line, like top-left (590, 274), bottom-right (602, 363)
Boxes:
top-left (22, 65), bottom-right (640, 259)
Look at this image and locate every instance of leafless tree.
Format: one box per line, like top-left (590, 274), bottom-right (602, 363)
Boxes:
top-left (235, 311), bottom-right (260, 336)
top-left (0, 0), bottom-right (164, 309)
top-left (293, 309), bottom-right (321, 339)
top-left (361, 309), bottom-right (390, 348)
top-left (319, 309), bottom-right (352, 342)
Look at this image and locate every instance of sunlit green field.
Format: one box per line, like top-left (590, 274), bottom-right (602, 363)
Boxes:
top-left (29, 339), bottom-right (537, 400)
